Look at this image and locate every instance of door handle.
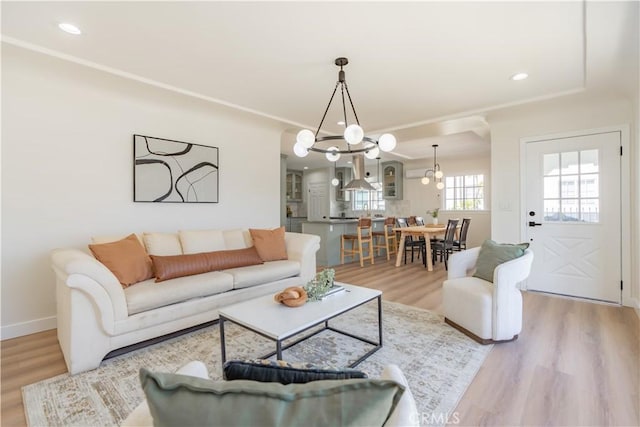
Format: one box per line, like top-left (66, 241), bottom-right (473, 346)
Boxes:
top-left (528, 221), bottom-right (542, 227)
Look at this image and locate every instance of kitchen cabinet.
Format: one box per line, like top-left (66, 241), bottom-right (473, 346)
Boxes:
top-left (334, 167), bottom-right (352, 201)
top-left (382, 161), bottom-right (403, 200)
top-left (286, 170), bottom-right (303, 201)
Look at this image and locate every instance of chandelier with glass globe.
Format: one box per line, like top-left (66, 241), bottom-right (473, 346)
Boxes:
top-left (421, 144), bottom-right (445, 190)
top-left (293, 57), bottom-right (396, 162)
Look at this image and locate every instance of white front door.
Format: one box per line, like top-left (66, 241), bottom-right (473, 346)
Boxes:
top-left (524, 131), bottom-right (621, 303)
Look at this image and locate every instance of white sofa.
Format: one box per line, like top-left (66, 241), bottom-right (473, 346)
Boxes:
top-left (121, 361), bottom-right (420, 427)
top-left (51, 229), bottom-right (321, 374)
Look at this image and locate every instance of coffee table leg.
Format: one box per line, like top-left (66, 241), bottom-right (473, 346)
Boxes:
top-left (377, 295), bottom-right (383, 346)
top-left (219, 317), bottom-right (227, 365)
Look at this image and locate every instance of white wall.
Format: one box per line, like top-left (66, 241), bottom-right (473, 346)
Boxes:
top-left (487, 92), bottom-right (638, 308)
top-left (1, 44), bottom-right (285, 338)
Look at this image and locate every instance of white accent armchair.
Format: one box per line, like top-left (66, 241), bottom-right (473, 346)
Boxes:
top-left (442, 247), bottom-right (534, 344)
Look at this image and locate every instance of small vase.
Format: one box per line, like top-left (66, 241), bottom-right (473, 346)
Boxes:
top-left (432, 217), bottom-right (438, 225)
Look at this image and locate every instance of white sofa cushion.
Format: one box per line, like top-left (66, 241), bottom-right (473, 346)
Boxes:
top-left (179, 229), bottom-right (227, 254)
top-left (226, 260), bottom-right (300, 289)
top-left (124, 272), bottom-right (234, 315)
top-left (179, 229), bottom-right (252, 254)
top-left (143, 232), bottom-right (183, 256)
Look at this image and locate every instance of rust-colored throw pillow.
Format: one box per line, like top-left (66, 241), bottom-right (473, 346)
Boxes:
top-left (89, 233), bottom-right (154, 288)
top-left (249, 227), bottom-right (288, 262)
top-left (151, 246), bottom-right (264, 282)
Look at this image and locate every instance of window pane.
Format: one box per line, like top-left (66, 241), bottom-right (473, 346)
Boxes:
top-left (445, 176), bottom-right (454, 186)
top-left (445, 199), bottom-right (455, 210)
top-left (445, 188), bottom-right (454, 200)
top-left (465, 188), bottom-right (475, 199)
top-left (475, 187), bottom-right (484, 198)
top-left (544, 153), bottom-right (560, 176)
top-left (561, 151), bottom-right (579, 175)
top-left (580, 199), bottom-right (599, 223)
top-left (561, 175), bottom-right (579, 198)
top-left (455, 176), bottom-right (463, 187)
top-left (544, 176), bottom-right (559, 199)
top-left (580, 149), bottom-right (598, 173)
top-left (580, 174), bottom-right (599, 197)
top-left (561, 199), bottom-right (580, 221)
top-left (544, 199), bottom-right (560, 221)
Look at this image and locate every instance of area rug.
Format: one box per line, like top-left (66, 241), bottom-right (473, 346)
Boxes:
top-left (23, 300), bottom-right (492, 427)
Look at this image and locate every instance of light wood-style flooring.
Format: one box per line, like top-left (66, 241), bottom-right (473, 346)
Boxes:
top-left (2, 256), bottom-right (638, 426)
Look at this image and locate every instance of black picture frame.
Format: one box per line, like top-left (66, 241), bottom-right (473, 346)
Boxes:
top-left (133, 134), bottom-right (219, 203)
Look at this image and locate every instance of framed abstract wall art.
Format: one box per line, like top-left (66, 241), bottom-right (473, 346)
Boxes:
top-left (133, 134), bottom-right (219, 203)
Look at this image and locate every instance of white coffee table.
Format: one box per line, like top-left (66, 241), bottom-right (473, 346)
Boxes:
top-left (218, 282), bottom-right (382, 368)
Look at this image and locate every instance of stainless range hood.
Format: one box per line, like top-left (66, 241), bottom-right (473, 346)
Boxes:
top-left (343, 154), bottom-right (376, 191)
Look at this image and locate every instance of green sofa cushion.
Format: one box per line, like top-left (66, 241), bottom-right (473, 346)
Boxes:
top-left (473, 239), bottom-right (529, 283)
top-left (140, 368), bottom-right (404, 427)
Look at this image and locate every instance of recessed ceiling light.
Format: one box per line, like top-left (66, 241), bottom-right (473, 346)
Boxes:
top-left (510, 72), bottom-right (528, 81)
top-left (303, 166), bottom-right (309, 170)
top-left (347, 161), bottom-right (352, 164)
top-left (337, 121), bottom-right (345, 126)
top-left (58, 23), bottom-right (82, 35)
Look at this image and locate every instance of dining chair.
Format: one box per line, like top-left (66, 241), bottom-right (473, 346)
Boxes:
top-left (372, 217), bottom-right (397, 261)
top-left (415, 217), bottom-right (425, 226)
top-left (453, 218), bottom-right (471, 251)
top-left (429, 219), bottom-right (459, 269)
top-left (340, 218), bottom-right (374, 267)
top-left (396, 218), bottom-right (425, 264)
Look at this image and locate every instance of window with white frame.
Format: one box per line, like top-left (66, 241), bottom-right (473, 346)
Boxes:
top-left (352, 183), bottom-right (385, 211)
top-left (444, 174), bottom-right (485, 210)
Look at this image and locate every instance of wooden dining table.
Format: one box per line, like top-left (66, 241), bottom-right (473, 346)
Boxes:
top-left (392, 225), bottom-right (450, 271)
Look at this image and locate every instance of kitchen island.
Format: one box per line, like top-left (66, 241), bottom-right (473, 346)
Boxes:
top-left (302, 217), bottom-right (387, 267)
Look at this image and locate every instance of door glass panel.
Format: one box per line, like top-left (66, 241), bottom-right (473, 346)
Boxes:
top-left (544, 176), bottom-right (559, 198)
top-left (580, 199), bottom-right (599, 223)
top-left (561, 175), bottom-right (579, 198)
top-left (544, 153), bottom-right (559, 176)
top-left (580, 149), bottom-right (599, 173)
top-left (561, 151), bottom-right (579, 174)
top-left (561, 199), bottom-right (579, 221)
top-left (580, 174), bottom-right (598, 197)
top-left (542, 149), bottom-right (599, 224)
top-left (544, 199), bottom-right (560, 221)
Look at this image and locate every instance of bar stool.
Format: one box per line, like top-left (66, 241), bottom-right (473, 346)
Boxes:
top-left (341, 218), bottom-right (374, 267)
top-left (372, 217), bottom-right (397, 261)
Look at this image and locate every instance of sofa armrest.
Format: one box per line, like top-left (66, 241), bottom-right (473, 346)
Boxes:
top-left (284, 232), bottom-right (321, 282)
top-left (51, 248), bottom-right (128, 322)
top-left (447, 247), bottom-right (481, 280)
top-left (380, 364), bottom-right (420, 427)
top-left (120, 361), bottom-right (210, 427)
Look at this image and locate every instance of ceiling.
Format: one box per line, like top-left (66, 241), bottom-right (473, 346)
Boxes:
top-left (2, 1), bottom-right (638, 170)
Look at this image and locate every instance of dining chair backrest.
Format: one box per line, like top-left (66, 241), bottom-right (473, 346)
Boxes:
top-left (444, 219), bottom-right (459, 243)
top-left (396, 217), bottom-right (408, 228)
top-left (459, 218), bottom-right (471, 244)
top-left (415, 216), bottom-right (425, 226)
top-left (408, 216), bottom-right (417, 226)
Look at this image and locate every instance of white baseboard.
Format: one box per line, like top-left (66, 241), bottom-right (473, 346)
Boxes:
top-left (1, 315), bottom-right (57, 340)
